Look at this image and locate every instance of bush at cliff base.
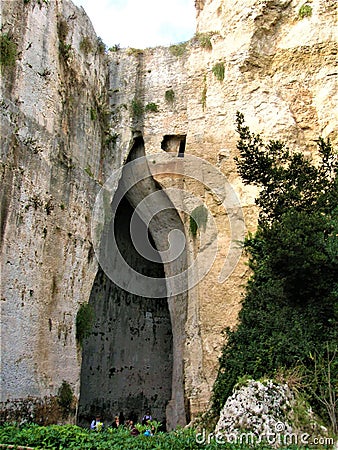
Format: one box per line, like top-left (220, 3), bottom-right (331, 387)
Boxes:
top-left (0, 423), bottom-right (329, 449)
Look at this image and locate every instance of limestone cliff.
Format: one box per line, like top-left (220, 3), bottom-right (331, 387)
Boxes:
top-left (0, 0), bottom-right (336, 428)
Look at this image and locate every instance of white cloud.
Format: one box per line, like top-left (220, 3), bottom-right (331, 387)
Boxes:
top-left (72, 0), bottom-right (196, 48)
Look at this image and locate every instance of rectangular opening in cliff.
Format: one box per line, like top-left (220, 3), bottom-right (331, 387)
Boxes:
top-left (161, 135), bottom-right (186, 157)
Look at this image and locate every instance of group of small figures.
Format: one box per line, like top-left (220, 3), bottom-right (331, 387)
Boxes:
top-left (90, 410), bottom-right (155, 436)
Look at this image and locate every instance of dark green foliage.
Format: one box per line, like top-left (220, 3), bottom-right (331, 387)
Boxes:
top-left (97, 37), bottom-right (106, 54)
top-left (0, 423), bottom-right (308, 449)
top-left (212, 112), bottom-right (338, 430)
top-left (131, 98), bottom-right (143, 117)
top-left (145, 102), bottom-right (159, 112)
top-left (165, 89), bottom-right (175, 103)
top-left (234, 112), bottom-right (337, 224)
top-left (84, 166), bottom-right (94, 178)
top-left (76, 303), bottom-right (95, 344)
top-left (59, 42), bottom-right (72, 61)
top-left (109, 44), bottom-right (120, 52)
top-left (0, 33), bottom-right (17, 68)
top-left (90, 107), bottom-right (97, 121)
top-left (57, 381), bottom-right (74, 418)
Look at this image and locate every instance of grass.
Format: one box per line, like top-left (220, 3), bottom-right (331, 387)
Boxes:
top-left (169, 42), bottom-right (187, 57)
top-left (195, 33), bottom-right (213, 50)
top-left (0, 423), bottom-right (315, 449)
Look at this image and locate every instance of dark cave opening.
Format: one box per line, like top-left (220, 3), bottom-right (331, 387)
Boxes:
top-left (77, 195), bottom-right (173, 428)
top-left (161, 134), bottom-right (186, 157)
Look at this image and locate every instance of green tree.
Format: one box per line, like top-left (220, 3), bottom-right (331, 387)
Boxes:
top-left (212, 113), bottom-right (338, 428)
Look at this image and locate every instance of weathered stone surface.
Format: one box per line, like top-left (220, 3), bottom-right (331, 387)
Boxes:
top-left (0, 0), bottom-right (336, 428)
top-left (215, 380), bottom-right (294, 441)
top-left (214, 379), bottom-right (329, 446)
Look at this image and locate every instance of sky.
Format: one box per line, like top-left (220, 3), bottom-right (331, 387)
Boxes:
top-left (72, 0), bottom-right (196, 49)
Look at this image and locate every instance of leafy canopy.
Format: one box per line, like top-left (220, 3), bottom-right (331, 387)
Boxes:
top-left (212, 113), bottom-right (338, 426)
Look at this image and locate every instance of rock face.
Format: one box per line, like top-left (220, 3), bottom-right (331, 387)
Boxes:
top-left (214, 379), bottom-right (329, 446)
top-left (0, 0), bottom-right (336, 428)
top-left (215, 380), bottom-right (294, 443)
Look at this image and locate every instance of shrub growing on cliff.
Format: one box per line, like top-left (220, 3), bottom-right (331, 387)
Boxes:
top-left (145, 102), bottom-right (159, 113)
top-left (299, 3), bottom-right (312, 19)
top-left (76, 303), bottom-right (95, 345)
top-left (80, 36), bottom-right (93, 55)
top-left (0, 33), bottom-right (17, 68)
top-left (169, 42), bottom-right (187, 57)
top-left (57, 381), bottom-right (74, 418)
top-left (97, 37), bottom-right (106, 55)
top-left (131, 98), bottom-right (143, 117)
top-left (165, 89), bottom-right (175, 103)
top-left (195, 33), bottom-right (213, 50)
top-left (212, 62), bottom-right (225, 82)
top-left (212, 113), bottom-right (338, 431)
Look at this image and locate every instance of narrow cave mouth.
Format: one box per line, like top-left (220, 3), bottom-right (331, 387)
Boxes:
top-left (161, 135), bottom-right (186, 157)
top-left (77, 195), bottom-right (172, 429)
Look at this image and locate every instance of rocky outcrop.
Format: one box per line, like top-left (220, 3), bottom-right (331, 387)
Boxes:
top-left (0, 0), bottom-right (336, 427)
top-left (215, 380), bottom-right (294, 440)
top-left (214, 379), bottom-right (329, 447)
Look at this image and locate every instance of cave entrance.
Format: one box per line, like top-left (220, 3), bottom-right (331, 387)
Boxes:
top-left (77, 194), bottom-right (172, 428)
top-left (161, 135), bottom-right (186, 157)
top-left (78, 135), bottom-right (188, 429)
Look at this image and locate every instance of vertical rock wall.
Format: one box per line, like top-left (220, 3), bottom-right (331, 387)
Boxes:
top-left (0, 0), bottom-right (110, 417)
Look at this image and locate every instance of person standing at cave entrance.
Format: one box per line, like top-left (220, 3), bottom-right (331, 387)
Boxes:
top-left (111, 415), bottom-right (120, 428)
top-left (119, 411), bottom-right (125, 425)
top-left (90, 416), bottom-right (104, 431)
top-left (142, 409), bottom-right (152, 425)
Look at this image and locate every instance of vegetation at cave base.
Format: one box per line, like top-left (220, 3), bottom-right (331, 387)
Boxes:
top-left (212, 112), bottom-right (338, 433)
top-left (0, 423), bottom-right (325, 449)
